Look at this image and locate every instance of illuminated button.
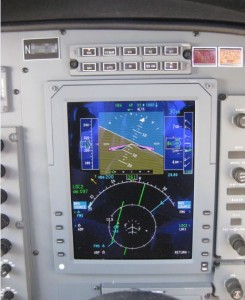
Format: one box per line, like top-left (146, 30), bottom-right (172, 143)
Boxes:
top-left (203, 210), bottom-right (211, 215)
top-left (164, 46), bottom-right (179, 55)
top-left (102, 63), bottom-right (117, 71)
top-left (81, 48), bottom-right (97, 56)
top-left (201, 252), bottom-right (209, 256)
top-left (202, 224), bottom-right (211, 229)
top-left (55, 211), bottom-right (63, 216)
top-left (143, 47), bottom-right (158, 55)
top-left (82, 63), bottom-right (97, 72)
top-left (164, 62), bottom-right (179, 71)
top-left (57, 239), bottom-right (64, 243)
top-left (202, 238), bottom-right (210, 243)
top-left (143, 62), bottom-right (158, 71)
top-left (102, 47), bottom-right (117, 56)
top-left (123, 47), bottom-right (138, 55)
top-left (57, 252), bottom-right (65, 257)
top-left (201, 262), bottom-right (209, 272)
top-left (123, 62), bottom-right (138, 71)
top-left (56, 225), bottom-right (64, 230)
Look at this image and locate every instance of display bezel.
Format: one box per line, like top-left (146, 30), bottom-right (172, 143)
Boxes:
top-left (45, 79), bottom-right (217, 274)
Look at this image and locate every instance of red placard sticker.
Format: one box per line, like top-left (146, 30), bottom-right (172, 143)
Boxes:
top-left (192, 47), bottom-right (217, 67)
top-left (219, 47), bottom-right (243, 67)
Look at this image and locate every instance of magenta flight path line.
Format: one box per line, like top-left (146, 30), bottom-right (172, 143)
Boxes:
top-left (109, 144), bottom-right (155, 151)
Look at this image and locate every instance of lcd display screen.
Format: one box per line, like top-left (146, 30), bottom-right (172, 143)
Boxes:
top-left (68, 100), bottom-right (195, 259)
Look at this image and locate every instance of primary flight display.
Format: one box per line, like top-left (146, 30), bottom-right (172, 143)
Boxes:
top-left (67, 100), bottom-right (195, 259)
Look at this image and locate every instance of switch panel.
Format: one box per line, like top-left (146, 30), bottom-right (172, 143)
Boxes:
top-left (70, 43), bottom-right (192, 76)
top-left (216, 96), bottom-right (245, 259)
top-left (0, 127), bottom-right (32, 299)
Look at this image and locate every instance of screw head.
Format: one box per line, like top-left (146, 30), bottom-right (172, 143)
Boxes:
top-left (15, 221), bottom-right (24, 229)
top-left (9, 133), bottom-right (18, 142)
top-left (205, 83), bottom-right (213, 89)
top-left (193, 31), bottom-right (200, 37)
top-left (13, 89), bottom-right (20, 95)
top-left (219, 94), bottom-right (227, 101)
top-left (50, 86), bottom-right (58, 91)
top-left (22, 67), bottom-right (29, 73)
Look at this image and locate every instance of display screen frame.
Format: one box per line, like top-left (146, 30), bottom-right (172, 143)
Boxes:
top-left (45, 79), bottom-right (217, 274)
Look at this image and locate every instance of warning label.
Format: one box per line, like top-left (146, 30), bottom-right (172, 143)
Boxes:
top-left (219, 47), bottom-right (243, 67)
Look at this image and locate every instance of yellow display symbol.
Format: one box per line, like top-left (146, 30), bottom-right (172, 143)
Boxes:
top-left (91, 178), bottom-right (97, 184)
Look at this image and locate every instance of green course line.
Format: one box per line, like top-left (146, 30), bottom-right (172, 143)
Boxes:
top-left (111, 201), bottom-right (124, 243)
top-left (123, 248), bottom-right (128, 256)
top-left (138, 183), bottom-right (146, 206)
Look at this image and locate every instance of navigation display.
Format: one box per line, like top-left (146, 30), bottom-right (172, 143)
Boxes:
top-left (67, 100), bottom-right (195, 259)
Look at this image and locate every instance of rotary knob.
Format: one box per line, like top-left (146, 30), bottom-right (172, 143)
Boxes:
top-left (1, 189), bottom-right (8, 204)
top-left (1, 239), bottom-right (12, 257)
top-left (232, 167), bottom-right (245, 184)
top-left (1, 214), bottom-right (10, 229)
top-left (1, 140), bottom-right (4, 151)
top-left (229, 234), bottom-right (245, 256)
top-left (234, 113), bottom-right (245, 128)
top-left (225, 278), bottom-right (244, 300)
top-left (1, 165), bottom-right (6, 178)
top-left (1, 263), bottom-right (12, 278)
top-left (3, 290), bottom-right (15, 299)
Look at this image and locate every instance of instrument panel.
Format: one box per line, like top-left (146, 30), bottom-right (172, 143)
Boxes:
top-left (1, 28), bottom-right (245, 300)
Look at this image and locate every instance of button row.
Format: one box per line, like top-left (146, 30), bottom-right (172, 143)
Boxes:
top-left (201, 211), bottom-right (211, 264)
top-left (81, 61), bottom-right (180, 72)
top-left (80, 46), bottom-right (180, 57)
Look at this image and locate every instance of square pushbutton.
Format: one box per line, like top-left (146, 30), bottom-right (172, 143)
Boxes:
top-left (143, 62), bottom-right (158, 71)
top-left (143, 47), bottom-right (158, 55)
top-left (81, 48), bottom-right (97, 56)
top-left (102, 63), bottom-right (117, 71)
top-left (82, 63), bottom-right (97, 72)
top-left (164, 62), bottom-right (179, 71)
top-left (103, 47), bottom-right (117, 56)
top-left (123, 62), bottom-right (138, 71)
top-left (164, 46), bottom-right (179, 55)
top-left (123, 47), bottom-right (138, 55)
